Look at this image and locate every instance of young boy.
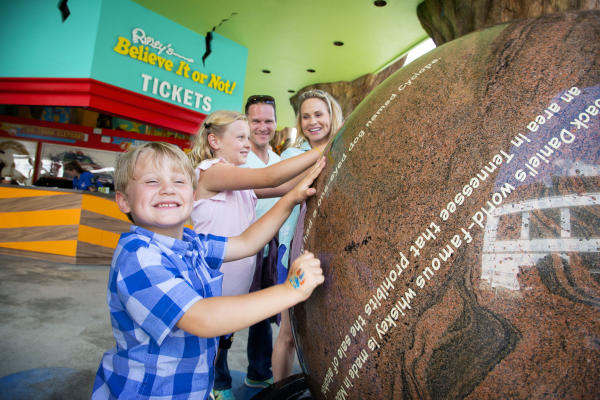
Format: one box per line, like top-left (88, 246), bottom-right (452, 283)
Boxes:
top-left (92, 142), bottom-right (325, 399)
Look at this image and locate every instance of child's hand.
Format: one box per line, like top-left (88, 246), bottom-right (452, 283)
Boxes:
top-left (288, 156), bottom-right (325, 203)
top-left (286, 251), bottom-right (324, 301)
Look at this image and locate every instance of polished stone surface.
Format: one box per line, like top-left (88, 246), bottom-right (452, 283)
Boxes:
top-left (291, 11), bottom-right (600, 399)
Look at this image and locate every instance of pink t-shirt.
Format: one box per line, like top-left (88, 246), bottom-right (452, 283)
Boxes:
top-left (191, 158), bottom-right (257, 296)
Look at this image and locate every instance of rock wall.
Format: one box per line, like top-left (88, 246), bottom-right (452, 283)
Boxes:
top-left (289, 55), bottom-right (407, 122)
top-left (417, 0), bottom-right (600, 45)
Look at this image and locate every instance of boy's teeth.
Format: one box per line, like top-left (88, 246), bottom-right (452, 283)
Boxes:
top-left (157, 203), bottom-right (176, 207)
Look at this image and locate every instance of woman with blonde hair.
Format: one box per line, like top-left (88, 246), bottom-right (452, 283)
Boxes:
top-left (290, 89), bottom-right (344, 150)
top-left (274, 89), bottom-right (343, 381)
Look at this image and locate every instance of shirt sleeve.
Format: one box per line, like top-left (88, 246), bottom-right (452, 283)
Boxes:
top-left (280, 146), bottom-right (305, 160)
top-left (115, 243), bottom-right (203, 345)
top-left (198, 233), bottom-right (228, 271)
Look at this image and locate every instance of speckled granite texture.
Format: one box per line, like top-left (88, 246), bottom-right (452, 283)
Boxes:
top-left (291, 11), bottom-right (600, 400)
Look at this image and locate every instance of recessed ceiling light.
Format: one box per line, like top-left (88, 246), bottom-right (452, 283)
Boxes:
top-left (262, 69), bottom-right (271, 74)
top-left (333, 41), bottom-right (344, 46)
top-left (307, 68), bottom-right (316, 73)
top-left (373, 0), bottom-right (387, 6)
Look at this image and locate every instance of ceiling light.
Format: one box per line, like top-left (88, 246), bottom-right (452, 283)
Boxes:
top-left (262, 69), bottom-right (271, 74)
top-left (333, 41), bottom-right (344, 46)
top-left (306, 69), bottom-right (316, 73)
top-left (288, 90), bottom-right (295, 93)
top-left (373, 0), bottom-right (387, 6)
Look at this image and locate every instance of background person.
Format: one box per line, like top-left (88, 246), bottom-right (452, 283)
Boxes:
top-left (274, 89), bottom-right (344, 382)
top-left (63, 160), bottom-right (100, 191)
top-left (270, 127), bottom-right (295, 155)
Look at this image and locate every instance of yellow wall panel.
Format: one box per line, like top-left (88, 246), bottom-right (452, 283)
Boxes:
top-left (0, 209), bottom-right (81, 228)
top-left (82, 194), bottom-right (129, 222)
top-left (78, 224), bottom-right (120, 249)
top-left (0, 187), bottom-right (70, 199)
top-left (0, 240), bottom-right (77, 256)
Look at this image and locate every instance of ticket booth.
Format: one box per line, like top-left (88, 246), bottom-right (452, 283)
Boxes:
top-left (0, 0), bottom-right (248, 263)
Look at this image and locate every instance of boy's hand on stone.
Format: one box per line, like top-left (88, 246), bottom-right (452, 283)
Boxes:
top-left (286, 251), bottom-right (324, 301)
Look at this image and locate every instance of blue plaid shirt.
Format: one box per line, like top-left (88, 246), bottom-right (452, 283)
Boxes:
top-left (92, 226), bottom-right (227, 399)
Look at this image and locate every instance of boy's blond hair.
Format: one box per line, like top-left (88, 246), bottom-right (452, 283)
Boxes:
top-left (188, 110), bottom-right (248, 168)
top-left (114, 142), bottom-right (197, 194)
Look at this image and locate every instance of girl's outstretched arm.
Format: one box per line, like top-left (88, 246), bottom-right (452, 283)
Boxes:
top-left (223, 156), bottom-right (325, 262)
top-left (253, 168), bottom-right (309, 199)
top-left (197, 143), bottom-right (326, 196)
top-left (176, 251), bottom-right (324, 337)
top-left (255, 140), bottom-right (330, 198)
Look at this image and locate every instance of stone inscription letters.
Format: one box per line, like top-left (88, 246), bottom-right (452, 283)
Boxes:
top-left (316, 79), bottom-right (595, 399)
top-left (291, 12), bottom-right (600, 400)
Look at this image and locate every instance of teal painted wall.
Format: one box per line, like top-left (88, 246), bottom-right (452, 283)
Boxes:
top-left (0, 0), bottom-right (247, 114)
top-left (0, 0), bottom-right (101, 77)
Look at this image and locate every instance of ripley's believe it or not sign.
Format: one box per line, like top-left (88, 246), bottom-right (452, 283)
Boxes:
top-left (93, 0), bottom-right (247, 114)
top-left (291, 11), bottom-right (600, 399)
top-left (111, 27), bottom-right (237, 112)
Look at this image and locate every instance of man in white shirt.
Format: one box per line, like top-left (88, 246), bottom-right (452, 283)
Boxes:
top-left (240, 95), bottom-right (281, 390)
top-left (244, 95), bottom-right (281, 217)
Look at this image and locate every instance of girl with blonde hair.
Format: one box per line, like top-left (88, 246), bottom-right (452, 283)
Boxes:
top-left (188, 109), bottom-right (325, 399)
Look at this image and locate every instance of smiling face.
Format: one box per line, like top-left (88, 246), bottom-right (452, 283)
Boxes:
top-left (209, 119), bottom-right (251, 166)
top-left (115, 150), bottom-right (194, 239)
top-left (247, 103), bottom-right (277, 151)
top-left (300, 97), bottom-right (332, 147)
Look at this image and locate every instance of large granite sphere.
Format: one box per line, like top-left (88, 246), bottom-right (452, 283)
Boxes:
top-left (291, 10), bottom-right (600, 400)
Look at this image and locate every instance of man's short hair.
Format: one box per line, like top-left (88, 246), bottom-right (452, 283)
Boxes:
top-left (244, 94), bottom-right (276, 116)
